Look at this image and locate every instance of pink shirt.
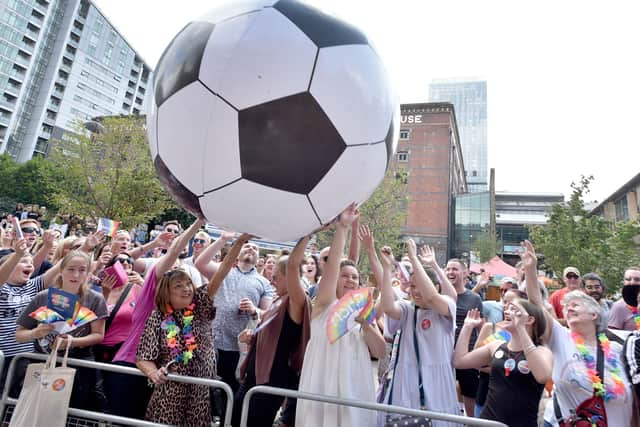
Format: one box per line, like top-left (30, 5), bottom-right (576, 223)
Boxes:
top-left (102, 286), bottom-right (140, 346)
top-left (113, 268), bottom-right (158, 364)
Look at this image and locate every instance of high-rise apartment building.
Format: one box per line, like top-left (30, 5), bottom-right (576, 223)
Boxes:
top-left (0, 0), bottom-right (152, 162)
top-left (429, 78), bottom-right (487, 193)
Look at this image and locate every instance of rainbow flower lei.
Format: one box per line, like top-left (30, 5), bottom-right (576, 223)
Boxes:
top-left (629, 305), bottom-right (640, 330)
top-left (571, 332), bottom-right (626, 401)
top-left (161, 303), bottom-right (197, 365)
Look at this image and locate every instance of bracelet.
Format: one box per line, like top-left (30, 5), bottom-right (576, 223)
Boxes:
top-left (524, 344), bottom-right (537, 355)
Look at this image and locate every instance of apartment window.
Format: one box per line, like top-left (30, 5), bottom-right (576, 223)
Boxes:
top-left (397, 151), bottom-right (409, 162)
top-left (615, 197), bottom-right (629, 221)
top-left (399, 129), bottom-right (410, 140)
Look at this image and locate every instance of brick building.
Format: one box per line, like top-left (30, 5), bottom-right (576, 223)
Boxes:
top-left (394, 102), bottom-right (467, 263)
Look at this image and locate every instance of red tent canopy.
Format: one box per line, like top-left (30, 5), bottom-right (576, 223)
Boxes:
top-left (470, 256), bottom-right (517, 277)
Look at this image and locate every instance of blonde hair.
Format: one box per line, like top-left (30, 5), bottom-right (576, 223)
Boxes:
top-left (154, 269), bottom-right (195, 314)
top-left (53, 236), bottom-right (78, 263)
top-left (54, 250), bottom-right (92, 299)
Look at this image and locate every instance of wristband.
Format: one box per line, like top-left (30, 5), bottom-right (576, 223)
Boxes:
top-left (524, 344), bottom-right (537, 355)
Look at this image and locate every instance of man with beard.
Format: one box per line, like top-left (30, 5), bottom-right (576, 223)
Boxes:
top-left (210, 240), bottom-right (274, 422)
top-left (580, 272), bottom-right (611, 324)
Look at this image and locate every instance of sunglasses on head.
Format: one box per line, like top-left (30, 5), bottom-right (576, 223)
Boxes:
top-left (193, 238), bottom-right (207, 245)
top-left (21, 227), bottom-right (38, 234)
top-left (116, 257), bottom-right (134, 265)
top-left (565, 274), bottom-right (579, 279)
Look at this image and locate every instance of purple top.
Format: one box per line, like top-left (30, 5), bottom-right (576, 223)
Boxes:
top-left (112, 267), bottom-right (158, 364)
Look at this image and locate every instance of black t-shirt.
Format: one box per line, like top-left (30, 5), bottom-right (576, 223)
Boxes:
top-left (245, 309), bottom-right (302, 388)
top-left (454, 290), bottom-right (483, 348)
top-left (480, 343), bottom-right (545, 426)
top-left (31, 260), bottom-right (53, 278)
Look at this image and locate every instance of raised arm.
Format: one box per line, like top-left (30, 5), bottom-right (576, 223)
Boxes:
top-left (454, 309), bottom-right (496, 369)
top-left (471, 271), bottom-right (490, 296)
top-left (207, 233), bottom-right (250, 299)
top-left (194, 231), bottom-right (235, 280)
top-left (129, 231), bottom-right (173, 260)
top-left (419, 245), bottom-right (456, 302)
top-left (155, 218), bottom-right (205, 277)
top-left (0, 238), bottom-right (29, 285)
top-left (407, 239), bottom-right (452, 317)
top-left (287, 235), bottom-right (311, 323)
top-left (347, 217), bottom-right (360, 264)
top-left (520, 240), bottom-right (553, 343)
top-left (32, 230), bottom-right (57, 273)
top-left (315, 203), bottom-right (359, 310)
top-left (511, 301), bottom-right (553, 384)
top-left (359, 224), bottom-right (383, 289)
top-left (379, 246), bottom-right (403, 320)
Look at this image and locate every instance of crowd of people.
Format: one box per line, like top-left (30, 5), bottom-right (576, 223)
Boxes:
top-left (1, 204), bottom-right (640, 427)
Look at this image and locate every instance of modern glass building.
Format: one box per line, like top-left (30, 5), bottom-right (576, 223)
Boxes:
top-left (429, 78), bottom-right (487, 193)
top-left (454, 192), bottom-right (491, 259)
top-left (0, 0), bottom-right (152, 162)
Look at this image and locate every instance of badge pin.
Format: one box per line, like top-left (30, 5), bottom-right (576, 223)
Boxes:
top-left (504, 358), bottom-right (516, 377)
top-left (494, 350), bottom-right (504, 359)
top-left (517, 360), bottom-right (530, 374)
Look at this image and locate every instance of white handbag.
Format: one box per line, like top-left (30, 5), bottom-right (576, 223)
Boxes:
top-left (10, 337), bottom-right (76, 427)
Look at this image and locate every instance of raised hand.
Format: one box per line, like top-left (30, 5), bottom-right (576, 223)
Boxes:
top-left (518, 240), bottom-right (537, 270)
top-left (85, 230), bottom-right (106, 250)
top-left (406, 238), bottom-right (417, 259)
top-left (101, 273), bottom-right (118, 292)
top-left (358, 224), bottom-right (375, 250)
top-left (510, 302), bottom-right (530, 331)
top-left (127, 271), bottom-right (144, 286)
top-left (42, 229), bottom-right (58, 248)
top-left (418, 245), bottom-right (437, 267)
top-left (13, 238), bottom-right (29, 256)
top-left (379, 246), bottom-right (394, 269)
top-left (338, 203), bottom-right (360, 228)
top-left (463, 308), bottom-right (483, 329)
top-left (220, 230), bottom-right (236, 241)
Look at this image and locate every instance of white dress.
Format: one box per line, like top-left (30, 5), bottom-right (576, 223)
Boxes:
top-left (378, 298), bottom-right (462, 427)
top-left (295, 300), bottom-right (377, 427)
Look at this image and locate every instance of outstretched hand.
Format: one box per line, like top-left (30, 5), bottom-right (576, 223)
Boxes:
top-left (379, 246), bottom-right (394, 269)
top-left (463, 308), bottom-right (483, 329)
top-left (338, 203), bottom-right (359, 228)
top-left (358, 224), bottom-right (375, 250)
top-left (418, 245), bottom-right (437, 267)
top-left (406, 238), bottom-right (417, 259)
top-left (518, 240), bottom-right (537, 270)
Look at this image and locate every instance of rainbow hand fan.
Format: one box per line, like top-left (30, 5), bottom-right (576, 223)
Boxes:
top-left (71, 306), bottom-right (98, 328)
top-left (326, 287), bottom-right (377, 344)
top-left (482, 330), bottom-right (512, 346)
top-left (29, 306), bottom-right (65, 324)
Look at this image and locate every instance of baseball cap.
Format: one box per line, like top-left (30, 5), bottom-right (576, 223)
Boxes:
top-left (501, 277), bottom-right (517, 286)
top-left (563, 267), bottom-right (580, 278)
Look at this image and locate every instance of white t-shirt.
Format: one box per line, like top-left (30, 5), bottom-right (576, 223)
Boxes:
top-left (543, 320), bottom-right (633, 426)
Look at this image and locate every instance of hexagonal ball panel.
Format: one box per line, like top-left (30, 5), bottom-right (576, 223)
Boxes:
top-left (309, 143), bottom-right (387, 224)
top-left (154, 156), bottom-right (204, 218)
top-left (199, 179), bottom-right (321, 241)
top-left (198, 7), bottom-right (317, 110)
top-left (310, 44), bottom-right (394, 147)
top-left (238, 92), bottom-right (346, 194)
top-left (157, 81), bottom-right (241, 195)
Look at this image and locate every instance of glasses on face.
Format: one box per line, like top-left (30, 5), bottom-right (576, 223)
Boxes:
top-left (565, 274), bottom-right (579, 280)
top-left (500, 288), bottom-right (511, 294)
top-left (584, 284), bottom-right (602, 291)
top-left (21, 227), bottom-right (38, 234)
top-left (193, 239), bottom-right (207, 245)
top-left (116, 257), bottom-right (134, 265)
top-left (166, 228), bottom-right (180, 235)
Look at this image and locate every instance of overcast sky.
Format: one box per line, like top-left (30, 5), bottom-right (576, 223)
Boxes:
top-left (94, 0), bottom-right (640, 204)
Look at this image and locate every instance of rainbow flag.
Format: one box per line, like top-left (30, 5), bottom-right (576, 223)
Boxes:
top-left (98, 217), bottom-right (120, 238)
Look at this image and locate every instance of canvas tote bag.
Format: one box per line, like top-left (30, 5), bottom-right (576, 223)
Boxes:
top-left (10, 337), bottom-right (76, 427)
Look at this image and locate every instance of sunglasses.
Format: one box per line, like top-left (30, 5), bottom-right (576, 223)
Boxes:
top-left (21, 227), bottom-right (38, 234)
top-left (565, 274), bottom-right (579, 280)
top-left (193, 238), bottom-right (207, 245)
top-left (166, 228), bottom-right (180, 234)
top-left (116, 257), bottom-right (134, 265)
top-left (322, 256), bottom-right (329, 262)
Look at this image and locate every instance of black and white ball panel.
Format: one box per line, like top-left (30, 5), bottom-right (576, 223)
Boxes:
top-left (157, 82), bottom-right (241, 195)
top-left (238, 92), bottom-right (345, 195)
top-left (272, 0), bottom-right (369, 48)
top-left (310, 44), bottom-right (394, 147)
top-left (154, 22), bottom-right (215, 108)
top-left (146, 99), bottom-right (158, 159)
top-left (199, 179), bottom-right (322, 241)
top-left (197, 0), bottom-right (277, 24)
top-left (308, 143), bottom-right (388, 224)
top-left (384, 109), bottom-right (400, 166)
top-left (154, 156), bottom-right (204, 218)
top-left (198, 7), bottom-right (317, 111)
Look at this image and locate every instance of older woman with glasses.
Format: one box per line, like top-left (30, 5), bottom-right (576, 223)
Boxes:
top-left (521, 241), bottom-right (633, 427)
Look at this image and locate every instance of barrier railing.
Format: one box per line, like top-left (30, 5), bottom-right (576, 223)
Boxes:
top-left (240, 385), bottom-right (508, 427)
top-left (1, 352), bottom-right (234, 427)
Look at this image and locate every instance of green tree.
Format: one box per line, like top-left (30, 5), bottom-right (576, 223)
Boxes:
top-left (473, 229), bottom-right (501, 262)
top-left (48, 116), bottom-right (174, 228)
top-left (528, 175), bottom-right (640, 294)
top-left (315, 168), bottom-right (408, 273)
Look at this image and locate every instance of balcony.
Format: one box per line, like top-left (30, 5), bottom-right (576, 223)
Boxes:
top-left (48, 102), bottom-right (59, 112)
top-left (67, 37), bottom-right (79, 49)
top-left (15, 55), bottom-right (31, 68)
top-left (40, 127), bottom-right (52, 138)
top-left (0, 114), bottom-right (10, 127)
top-left (60, 62), bottom-right (72, 74)
top-left (5, 81), bottom-right (21, 97)
top-left (25, 28), bottom-right (39, 41)
top-left (10, 70), bottom-right (24, 83)
top-left (19, 42), bottom-right (34, 55)
top-left (51, 88), bottom-right (64, 99)
top-left (0, 98), bottom-right (16, 111)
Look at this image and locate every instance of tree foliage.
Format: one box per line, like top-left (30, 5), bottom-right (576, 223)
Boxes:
top-left (473, 230), bottom-right (501, 263)
top-left (0, 153), bottom-right (61, 214)
top-left (528, 175), bottom-right (640, 294)
top-left (315, 168), bottom-right (408, 273)
top-left (47, 117), bottom-right (174, 228)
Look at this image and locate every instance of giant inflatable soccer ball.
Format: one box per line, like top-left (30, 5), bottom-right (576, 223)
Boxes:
top-left (148, 0), bottom-right (398, 241)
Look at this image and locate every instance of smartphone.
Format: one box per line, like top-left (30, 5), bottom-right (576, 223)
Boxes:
top-left (13, 217), bottom-right (22, 240)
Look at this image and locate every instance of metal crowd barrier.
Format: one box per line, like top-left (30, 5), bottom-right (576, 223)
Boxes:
top-left (240, 385), bottom-right (508, 427)
top-left (1, 352), bottom-right (234, 427)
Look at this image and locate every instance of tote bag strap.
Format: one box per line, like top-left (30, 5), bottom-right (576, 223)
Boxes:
top-left (61, 335), bottom-right (73, 368)
top-left (412, 306), bottom-right (426, 408)
top-left (45, 338), bottom-right (64, 369)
